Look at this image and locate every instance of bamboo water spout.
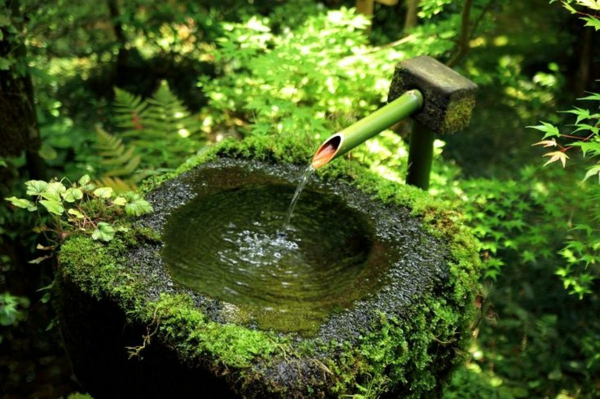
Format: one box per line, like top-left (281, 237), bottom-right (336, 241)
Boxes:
top-left (312, 90), bottom-right (423, 169)
top-left (312, 56), bottom-right (478, 190)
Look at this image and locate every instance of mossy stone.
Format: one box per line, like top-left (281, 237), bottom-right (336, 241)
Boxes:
top-left (54, 137), bottom-right (481, 398)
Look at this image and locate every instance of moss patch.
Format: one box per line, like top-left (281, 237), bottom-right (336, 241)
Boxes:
top-left (56, 137), bottom-right (481, 398)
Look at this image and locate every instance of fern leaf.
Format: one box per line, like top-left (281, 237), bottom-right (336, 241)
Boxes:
top-left (94, 176), bottom-right (138, 194)
top-left (114, 87), bottom-right (148, 132)
top-left (94, 125), bottom-right (142, 179)
top-left (103, 154), bottom-right (142, 177)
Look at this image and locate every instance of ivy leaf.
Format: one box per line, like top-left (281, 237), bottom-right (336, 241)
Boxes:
top-left (25, 180), bottom-right (49, 196)
top-left (92, 222), bottom-right (116, 242)
top-left (62, 188), bottom-right (84, 203)
top-left (93, 187), bottom-right (114, 199)
top-left (6, 197), bottom-right (37, 212)
top-left (543, 151), bottom-right (569, 167)
top-left (39, 199), bottom-right (65, 216)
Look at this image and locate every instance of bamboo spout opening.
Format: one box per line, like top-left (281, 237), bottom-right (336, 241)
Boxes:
top-left (311, 134), bottom-right (342, 169)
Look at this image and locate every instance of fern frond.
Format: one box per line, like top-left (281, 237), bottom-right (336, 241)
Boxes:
top-left (109, 82), bottom-right (208, 169)
top-left (114, 87), bottom-right (148, 132)
top-left (94, 176), bottom-right (138, 194)
top-left (144, 81), bottom-right (201, 138)
top-left (94, 125), bottom-right (142, 178)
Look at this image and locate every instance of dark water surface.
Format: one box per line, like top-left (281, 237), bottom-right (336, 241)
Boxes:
top-left (150, 160), bottom-right (447, 336)
top-left (161, 173), bottom-right (389, 333)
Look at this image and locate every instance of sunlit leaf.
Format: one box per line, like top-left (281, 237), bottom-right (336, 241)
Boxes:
top-left (532, 139), bottom-right (558, 148)
top-left (78, 174), bottom-right (91, 186)
top-left (39, 199), bottom-right (65, 215)
top-left (579, 92), bottom-right (600, 101)
top-left (562, 107), bottom-right (592, 124)
top-left (562, 2), bottom-right (578, 13)
top-left (113, 196), bottom-right (128, 206)
top-left (67, 209), bottom-right (85, 219)
top-left (93, 187), bottom-right (114, 198)
top-left (583, 164), bottom-right (600, 182)
top-left (25, 180), bottom-right (49, 196)
top-left (543, 151), bottom-right (569, 167)
top-left (527, 122), bottom-right (560, 138)
top-left (576, 0), bottom-right (600, 11)
top-left (62, 188), bottom-right (84, 203)
top-left (6, 197), bottom-right (37, 211)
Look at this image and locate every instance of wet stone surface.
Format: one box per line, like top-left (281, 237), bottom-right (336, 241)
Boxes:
top-left (134, 158), bottom-right (450, 339)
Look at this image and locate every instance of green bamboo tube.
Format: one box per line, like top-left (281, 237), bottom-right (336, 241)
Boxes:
top-left (312, 89), bottom-right (423, 169)
top-left (406, 122), bottom-right (434, 190)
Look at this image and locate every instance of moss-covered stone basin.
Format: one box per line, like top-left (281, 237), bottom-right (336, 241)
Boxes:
top-left (54, 138), bottom-right (480, 398)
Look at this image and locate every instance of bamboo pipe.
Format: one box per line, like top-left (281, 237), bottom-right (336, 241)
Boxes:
top-left (311, 89), bottom-right (423, 169)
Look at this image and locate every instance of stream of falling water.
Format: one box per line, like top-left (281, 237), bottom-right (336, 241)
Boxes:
top-left (280, 165), bottom-right (314, 234)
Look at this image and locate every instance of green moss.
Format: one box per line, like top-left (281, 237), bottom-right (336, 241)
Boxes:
top-left (56, 136), bottom-right (481, 398)
top-left (149, 293), bottom-right (283, 369)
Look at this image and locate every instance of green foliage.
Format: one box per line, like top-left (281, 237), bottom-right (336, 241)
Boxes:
top-left (95, 125), bottom-right (142, 180)
top-left (0, 292), bottom-right (30, 327)
top-left (529, 90), bottom-right (600, 297)
top-left (530, 92), bottom-right (600, 177)
top-left (200, 6), bottom-right (394, 143)
top-left (5, 175), bottom-right (152, 245)
top-left (553, 0), bottom-right (600, 30)
top-left (112, 81), bottom-right (206, 169)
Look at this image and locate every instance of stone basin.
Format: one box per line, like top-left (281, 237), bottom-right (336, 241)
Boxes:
top-left (54, 138), bottom-right (480, 398)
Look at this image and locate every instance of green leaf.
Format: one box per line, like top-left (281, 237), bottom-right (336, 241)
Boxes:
top-left (78, 174), bottom-right (91, 186)
top-left (113, 196), bottom-right (128, 206)
top-left (67, 209), bottom-right (85, 219)
top-left (6, 197), bottom-right (37, 211)
top-left (0, 57), bottom-right (10, 71)
top-left (570, 141), bottom-right (600, 157)
top-left (579, 92), bottom-right (600, 101)
top-left (39, 199), bottom-right (65, 216)
top-left (583, 164), bottom-right (600, 182)
top-left (527, 121), bottom-right (560, 139)
top-left (124, 197), bottom-right (153, 216)
top-left (41, 182), bottom-right (67, 201)
top-left (562, 2), bottom-right (578, 13)
top-left (25, 180), bottom-right (49, 196)
top-left (62, 188), bottom-right (84, 203)
top-left (93, 187), bottom-right (114, 198)
top-left (92, 222), bottom-right (116, 242)
top-left (562, 107), bottom-right (592, 124)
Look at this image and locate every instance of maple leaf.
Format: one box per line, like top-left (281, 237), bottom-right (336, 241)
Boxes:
top-left (543, 151), bottom-right (569, 167)
top-left (532, 139), bottom-right (558, 148)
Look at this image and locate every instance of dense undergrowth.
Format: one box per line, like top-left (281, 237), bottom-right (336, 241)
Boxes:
top-left (1, 0), bottom-right (599, 398)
